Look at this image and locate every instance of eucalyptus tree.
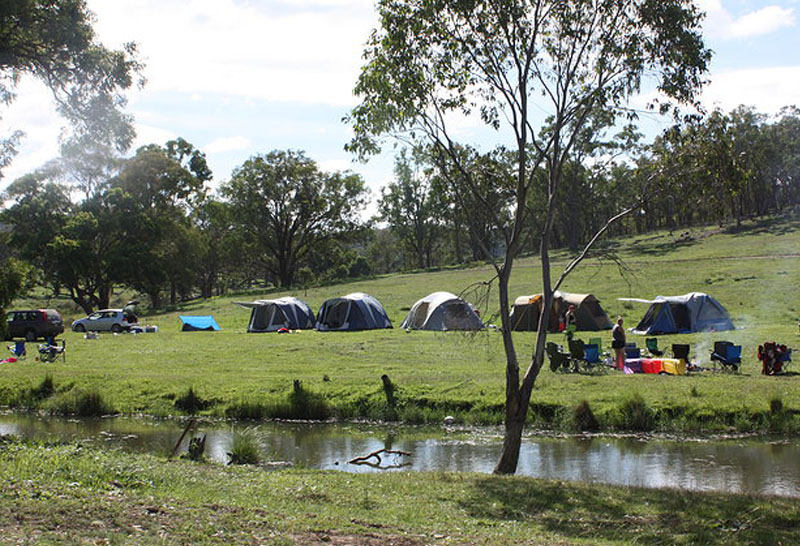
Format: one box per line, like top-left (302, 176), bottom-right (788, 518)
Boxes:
top-left (0, 0), bottom-right (143, 178)
top-left (379, 149), bottom-right (445, 269)
top-left (348, 0), bottom-right (710, 474)
top-left (222, 150), bottom-right (368, 288)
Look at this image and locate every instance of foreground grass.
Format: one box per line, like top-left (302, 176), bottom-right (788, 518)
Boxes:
top-left (1, 438), bottom-right (798, 545)
top-left (3, 215), bottom-right (799, 433)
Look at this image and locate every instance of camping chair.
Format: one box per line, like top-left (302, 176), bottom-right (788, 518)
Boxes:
top-left (645, 338), bottom-right (663, 357)
top-left (38, 337), bottom-right (66, 363)
top-left (7, 340), bottom-right (26, 360)
top-left (710, 341), bottom-right (741, 372)
top-left (589, 337), bottom-right (605, 355)
top-left (624, 344), bottom-right (641, 359)
top-left (546, 342), bottom-right (571, 373)
top-left (671, 344), bottom-right (690, 361)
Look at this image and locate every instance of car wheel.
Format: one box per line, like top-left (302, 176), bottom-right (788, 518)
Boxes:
top-left (74, 324), bottom-right (86, 333)
top-left (25, 329), bottom-right (37, 341)
top-left (111, 324), bottom-right (122, 333)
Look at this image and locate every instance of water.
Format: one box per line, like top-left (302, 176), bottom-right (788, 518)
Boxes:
top-left (1, 415), bottom-right (798, 497)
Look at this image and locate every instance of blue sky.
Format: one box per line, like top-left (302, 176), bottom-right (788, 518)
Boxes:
top-left (2, 0), bottom-right (799, 208)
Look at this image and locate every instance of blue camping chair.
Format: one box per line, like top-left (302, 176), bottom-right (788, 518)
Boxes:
top-left (710, 341), bottom-right (741, 372)
top-left (624, 344), bottom-right (641, 359)
top-left (7, 340), bottom-right (26, 360)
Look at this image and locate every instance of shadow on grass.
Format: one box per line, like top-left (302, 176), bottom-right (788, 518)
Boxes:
top-left (723, 214), bottom-right (800, 238)
top-left (460, 476), bottom-right (800, 545)
top-left (625, 234), bottom-right (701, 257)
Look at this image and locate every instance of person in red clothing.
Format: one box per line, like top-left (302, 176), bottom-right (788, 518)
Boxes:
top-left (611, 316), bottom-right (626, 369)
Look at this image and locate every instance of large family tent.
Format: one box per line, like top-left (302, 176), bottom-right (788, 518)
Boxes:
top-left (316, 292), bottom-right (392, 331)
top-left (509, 291), bottom-right (613, 332)
top-left (234, 297), bottom-right (315, 332)
top-left (624, 292), bottom-right (734, 335)
top-left (179, 315), bottom-right (221, 331)
top-left (400, 292), bottom-right (485, 331)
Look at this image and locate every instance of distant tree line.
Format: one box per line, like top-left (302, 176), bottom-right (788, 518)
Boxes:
top-left (2, 103), bottom-right (800, 313)
top-left (375, 105), bottom-right (800, 271)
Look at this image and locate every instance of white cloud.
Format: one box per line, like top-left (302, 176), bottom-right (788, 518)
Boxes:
top-left (729, 6), bottom-right (795, 37)
top-left (701, 66), bottom-right (800, 113)
top-left (88, 0), bottom-right (378, 106)
top-left (204, 136), bottom-right (252, 154)
top-left (1, 80), bottom-right (62, 183)
top-left (698, 1), bottom-right (795, 39)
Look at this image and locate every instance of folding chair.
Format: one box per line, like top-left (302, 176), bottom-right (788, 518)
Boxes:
top-left (710, 341), bottom-right (741, 372)
top-left (672, 344), bottom-right (690, 361)
top-left (38, 337), bottom-right (66, 363)
top-left (645, 337), bottom-right (663, 357)
top-left (546, 341), bottom-right (572, 372)
top-left (7, 340), bottom-right (26, 360)
top-left (624, 344), bottom-right (641, 359)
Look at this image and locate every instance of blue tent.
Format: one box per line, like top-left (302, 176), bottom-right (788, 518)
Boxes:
top-left (623, 292), bottom-right (734, 335)
top-left (316, 292), bottom-right (392, 331)
top-left (179, 315), bottom-right (221, 331)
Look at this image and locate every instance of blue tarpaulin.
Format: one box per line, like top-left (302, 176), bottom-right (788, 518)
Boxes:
top-left (179, 315), bottom-right (221, 331)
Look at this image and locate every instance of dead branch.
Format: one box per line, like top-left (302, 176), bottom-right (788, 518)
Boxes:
top-left (348, 448), bottom-right (412, 466)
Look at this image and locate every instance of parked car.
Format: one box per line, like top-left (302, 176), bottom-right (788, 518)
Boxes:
top-left (71, 309), bottom-right (136, 333)
top-left (5, 309), bottom-right (65, 341)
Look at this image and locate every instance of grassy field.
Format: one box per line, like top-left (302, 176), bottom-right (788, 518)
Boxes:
top-left (2, 214), bottom-right (800, 432)
top-left (1, 438), bottom-right (798, 545)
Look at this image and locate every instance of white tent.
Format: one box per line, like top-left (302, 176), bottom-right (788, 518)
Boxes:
top-left (234, 296), bottom-right (315, 332)
top-left (400, 292), bottom-right (485, 331)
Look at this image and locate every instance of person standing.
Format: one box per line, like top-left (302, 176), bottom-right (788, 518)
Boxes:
top-left (564, 304), bottom-right (577, 341)
top-left (612, 316), bottom-right (626, 369)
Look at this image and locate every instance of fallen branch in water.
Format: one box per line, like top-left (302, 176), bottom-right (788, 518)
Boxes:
top-left (348, 448), bottom-right (411, 466)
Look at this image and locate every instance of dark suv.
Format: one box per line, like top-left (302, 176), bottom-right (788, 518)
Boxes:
top-left (5, 309), bottom-right (65, 341)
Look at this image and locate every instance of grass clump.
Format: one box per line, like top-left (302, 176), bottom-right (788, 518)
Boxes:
top-left (47, 388), bottom-right (113, 417)
top-left (573, 400), bottom-right (601, 432)
top-left (614, 393), bottom-right (655, 432)
top-left (174, 386), bottom-right (212, 415)
top-left (227, 427), bottom-right (262, 465)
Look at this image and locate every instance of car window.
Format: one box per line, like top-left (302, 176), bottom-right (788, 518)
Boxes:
top-left (89, 312), bottom-right (102, 320)
top-left (5, 312), bottom-right (12, 322)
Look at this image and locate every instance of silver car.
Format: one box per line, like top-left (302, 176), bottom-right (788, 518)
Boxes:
top-left (71, 309), bottom-right (132, 333)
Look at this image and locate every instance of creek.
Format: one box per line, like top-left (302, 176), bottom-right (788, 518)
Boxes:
top-left (1, 415), bottom-right (798, 497)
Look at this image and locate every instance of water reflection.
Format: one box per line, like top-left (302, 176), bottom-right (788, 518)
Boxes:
top-left (1, 415), bottom-right (798, 497)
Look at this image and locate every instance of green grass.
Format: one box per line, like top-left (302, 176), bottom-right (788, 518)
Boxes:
top-left (0, 439), bottom-right (798, 545)
top-left (2, 214), bottom-right (800, 433)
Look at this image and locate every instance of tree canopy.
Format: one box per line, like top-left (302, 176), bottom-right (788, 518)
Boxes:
top-left (222, 150), bottom-right (368, 288)
top-left (0, 0), bottom-right (143, 178)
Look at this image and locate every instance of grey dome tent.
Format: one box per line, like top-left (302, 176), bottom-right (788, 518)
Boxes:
top-left (623, 292), bottom-right (734, 335)
top-left (510, 291), bottom-right (613, 332)
top-left (234, 296), bottom-right (315, 332)
top-left (316, 292), bottom-right (392, 331)
top-left (400, 291), bottom-right (485, 331)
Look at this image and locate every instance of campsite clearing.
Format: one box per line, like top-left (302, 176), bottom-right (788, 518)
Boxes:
top-left (3, 216), bottom-right (799, 433)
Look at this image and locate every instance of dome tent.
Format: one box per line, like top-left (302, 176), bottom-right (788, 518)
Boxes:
top-left (624, 292), bottom-right (734, 335)
top-left (509, 291), bottom-right (613, 332)
top-left (315, 292), bottom-right (392, 331)
top-left (234, 296), bottom-right (315, 332)
top-left (400, 291), bottom-right (484, 331)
